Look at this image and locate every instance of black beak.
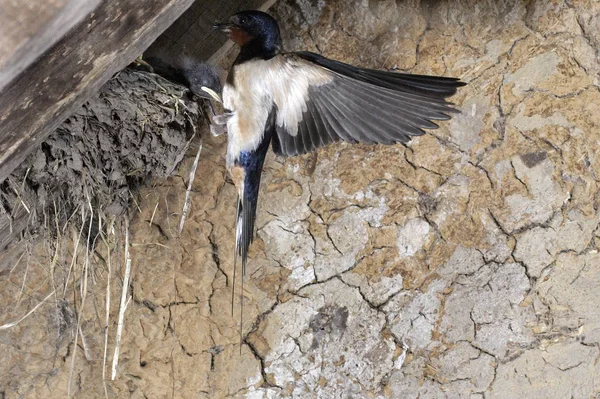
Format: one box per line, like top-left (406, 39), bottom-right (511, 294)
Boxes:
top-left (212, 22), bottom-right (235, 33)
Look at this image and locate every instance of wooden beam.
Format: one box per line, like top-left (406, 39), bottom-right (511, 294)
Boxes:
top-left (0, 0), bottom-right (196, 184)
top-left (0, 0), bottom-right (101, 92)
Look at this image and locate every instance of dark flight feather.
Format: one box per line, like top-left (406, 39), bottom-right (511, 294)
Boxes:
top-left (295, 51), bottom-right (464, 97)
top-left (272, 52), bottom-right (466, 157)
top-left (233, 109), bottom-right (276, 275)
top-left (231, 109), bottom-right (275, 341)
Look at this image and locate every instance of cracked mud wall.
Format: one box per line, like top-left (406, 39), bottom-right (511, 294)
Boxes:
top-left (2, 0), bottom-right (600, 398)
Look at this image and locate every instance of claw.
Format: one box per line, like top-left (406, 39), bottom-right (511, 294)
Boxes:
top-left (210, 124), bottom-right (227, 137)
top-left (213, 111), bottom-right (234, 126)
top-left (199, 88), bottom-right (232, 136)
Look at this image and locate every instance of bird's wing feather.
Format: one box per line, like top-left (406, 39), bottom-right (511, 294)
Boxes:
top-left (270, 51), bottom-right (466, 157)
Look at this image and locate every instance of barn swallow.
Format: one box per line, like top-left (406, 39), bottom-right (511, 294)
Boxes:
top-left (214, 10), bottom-right (465, 303)
top-left (142, 55), bottom-right (222, 100)
top-left (137, 55), bottom-right (228, 136)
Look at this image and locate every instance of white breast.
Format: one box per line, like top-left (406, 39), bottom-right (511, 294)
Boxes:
top-left (222, 55), bottom-right (333, 167)
top-left (223, 59), bottom-right (273, 168)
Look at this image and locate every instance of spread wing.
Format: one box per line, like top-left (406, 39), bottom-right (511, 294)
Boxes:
top-left (270, 51), bottom-right (466, 157)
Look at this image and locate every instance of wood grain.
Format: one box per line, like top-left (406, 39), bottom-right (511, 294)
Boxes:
top-left (0, 0), bottom-right (101, 91)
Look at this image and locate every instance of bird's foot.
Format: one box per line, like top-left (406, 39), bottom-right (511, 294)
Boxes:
top-left (210, 124), bottom-right (227, 137)
top-left (213, 111), bottom-right (234, 126)
top-left (209, 111), bottom-right (233, 137)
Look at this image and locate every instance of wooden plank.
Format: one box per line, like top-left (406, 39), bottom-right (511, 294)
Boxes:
top-left (0, 0), bottom-right (101, 92)
top-left (0, 0), bottom-right (196, 184)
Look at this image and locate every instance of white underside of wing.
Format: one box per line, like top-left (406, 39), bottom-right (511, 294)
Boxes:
top-left (269, 56), bottom-right (333, 135)
top-left (222, 55), bottom-right (333, 166)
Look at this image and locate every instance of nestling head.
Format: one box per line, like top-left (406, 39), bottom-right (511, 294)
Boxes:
top-left (213, 10), bottom-right (281, 50)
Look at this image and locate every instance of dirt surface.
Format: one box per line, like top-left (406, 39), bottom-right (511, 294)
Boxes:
top-left (2, 0), bottom-right (600, 398)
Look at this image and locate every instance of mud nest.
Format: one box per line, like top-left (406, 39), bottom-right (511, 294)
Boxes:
top-left (0, 68), bottom-right (203, 249)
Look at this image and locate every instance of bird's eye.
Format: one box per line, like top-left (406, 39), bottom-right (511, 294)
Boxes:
top-left (239, 16), bottom-right (247, 24)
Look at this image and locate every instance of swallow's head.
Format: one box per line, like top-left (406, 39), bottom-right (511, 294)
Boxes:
top-left (180, 58), bottom-right (223, 99)
top-left (213, 10), bottom-right (281, 50)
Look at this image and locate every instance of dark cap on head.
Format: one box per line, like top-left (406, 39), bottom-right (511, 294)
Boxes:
top-left (213, 10), bottom-right (281, 53)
